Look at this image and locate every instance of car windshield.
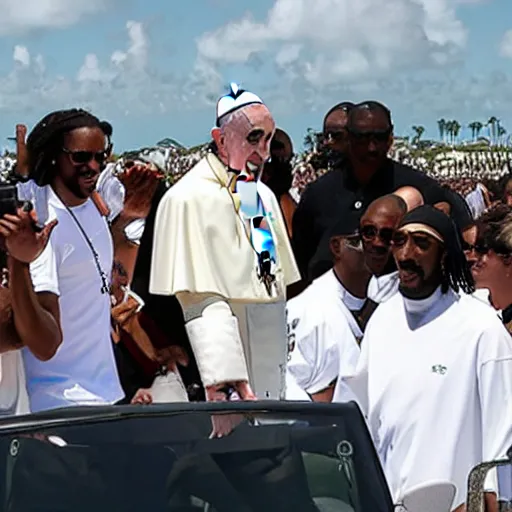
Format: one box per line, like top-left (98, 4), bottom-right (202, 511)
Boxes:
top-left (0, 401), bottom-right (392, 512)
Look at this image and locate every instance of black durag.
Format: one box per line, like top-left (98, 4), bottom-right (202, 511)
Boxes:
top-left (398, 205), bottom-right (475, 295)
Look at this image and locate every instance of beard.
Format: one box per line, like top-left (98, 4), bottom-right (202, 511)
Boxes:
top-left (63, 167), bottom-right (98, 199)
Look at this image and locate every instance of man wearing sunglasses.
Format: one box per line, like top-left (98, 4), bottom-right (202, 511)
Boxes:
top-left (291, 101), bottom-right (473, 286)
top-left (322, 102), bottom-right (354, 158)
top-left (347, 205), bottom-right (512, 512)
top-left (286, 209), bottom-right (371, 403)
top-left (291, 102), bottom-right (354, 284)
top-left (360, 194), bottom-right (408, 304)
top-left (7, 109), bottom-right (124, 412)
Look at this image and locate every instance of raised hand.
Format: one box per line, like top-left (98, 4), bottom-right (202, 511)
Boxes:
top-left (0, 206), bottom-right (58, 264)
top-left (15, 124), bottom-right (28, 178)
top-left (118, 163), bottom-right (164, 220)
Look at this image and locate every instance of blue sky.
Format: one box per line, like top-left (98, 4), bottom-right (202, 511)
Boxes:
top-left (0, 0), bottom-right (511, 152)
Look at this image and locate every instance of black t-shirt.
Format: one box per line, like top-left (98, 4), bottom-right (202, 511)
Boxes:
top-left (292, 158), bottom-right (472, 281)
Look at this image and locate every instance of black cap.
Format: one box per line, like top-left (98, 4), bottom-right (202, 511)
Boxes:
top-left (327, 209), bottom-right (362, 239)
top-left (307, 210), bottom-right (362, 281)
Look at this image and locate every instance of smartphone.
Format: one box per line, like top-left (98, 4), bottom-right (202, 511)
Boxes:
top-left (121, 286), bottom-right (145, 313)
top-left (0, 184), bottom-right (18, 218)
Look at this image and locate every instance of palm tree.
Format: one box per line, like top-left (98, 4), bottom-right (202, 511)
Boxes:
top-left (304, 128), bottom-right (321, 152)
top-left (446, 120), bottom-right (459, 145)
top-left (487, 117), bottom-right (499, 145)
top-left (437, 119), bottom-right (446, 144)
top-left (452, 121), bottom-right (461, 144)
top-left (474, 121), bottom-right (483, 140)
top-left (468, 121), bottom-right (483, 142)
top-left (444, 121), bottom-right (453, 145)
top-left (412, 125), bottom-right (425, 145)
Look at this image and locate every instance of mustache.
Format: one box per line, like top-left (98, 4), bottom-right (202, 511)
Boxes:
top-left (77, 167), bottom-right (99, 179)
top-left (369, 245), bottom-right (388, 256)
top-left (397, 259), bottom-right (424, 277)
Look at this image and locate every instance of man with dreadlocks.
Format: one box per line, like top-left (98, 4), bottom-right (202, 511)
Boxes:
top-left (9, 108), bottom-right (124, 411)
top-left (345, 205), bottom-right (512, 511)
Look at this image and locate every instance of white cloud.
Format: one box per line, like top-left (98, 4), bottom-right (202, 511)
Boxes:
top-left (110, 21), bottom-right (149, 72)
top-left (0, 1), bottom-right (509, 141)
top-left (196, 0), bottom-right (469, 88)
top-left (13, 45), bottom-right (30, 68)
top-left (500, 29), bottom-right (512, 59)
top-left (0, 0), bottom-right (111, 35)
top-left (0, 20), bottom-right (186, 118)
top-left (76, 20), bottom-right (150, 87)
top-left (78, 54), bottom-right (102, 82)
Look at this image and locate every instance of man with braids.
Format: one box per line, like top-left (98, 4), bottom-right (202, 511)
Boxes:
top-left (346, 205), bottom-right (512, 511)
top-left (149, 84), bottom-right (299, 435)
top-left (11, 108), bottom-right (124, 411)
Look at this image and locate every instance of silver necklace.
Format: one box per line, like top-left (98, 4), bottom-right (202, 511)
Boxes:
top-left (64, 203), bottom-right (110, 294)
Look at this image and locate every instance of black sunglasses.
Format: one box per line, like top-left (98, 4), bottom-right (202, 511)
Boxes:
top-left (324, 131), bottom-right (345, 142)
top-left (62, 147), bottom-right (110, 166)
top-left (465, 241), bottom-right (511, 256)
top-left (360, 224), bottom-right (394, 245)
top-left (347, 129), bottom-right (391, 143)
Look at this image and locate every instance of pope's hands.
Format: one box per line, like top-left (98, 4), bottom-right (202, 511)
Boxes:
top-left (206, 380), bottom-right (256, 438)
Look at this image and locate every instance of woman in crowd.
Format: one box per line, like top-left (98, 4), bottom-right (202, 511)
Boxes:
top-left (470, 203), bottom-right (512, 332)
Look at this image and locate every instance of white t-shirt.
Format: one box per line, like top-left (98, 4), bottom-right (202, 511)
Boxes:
top-left (367, 271), bottom-right (399, 304)
top-left (24, 186), bottom-right (124, 412)
top-left (285, 270), bottom-right (364, 402)
top-left (347, 287), bottom-right (512, 509)
top-left (0, 351), bottom-right (29, 416)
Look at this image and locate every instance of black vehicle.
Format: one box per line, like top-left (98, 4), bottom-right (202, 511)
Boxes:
top-left (0, 401), bottom-right (393, 512)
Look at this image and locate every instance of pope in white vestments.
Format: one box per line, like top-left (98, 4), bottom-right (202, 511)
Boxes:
top-left (149, 84), bottom-right (299, 425)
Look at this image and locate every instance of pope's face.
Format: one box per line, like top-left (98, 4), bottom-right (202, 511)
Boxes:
top-left (218, 104), bottom-right (276, 180)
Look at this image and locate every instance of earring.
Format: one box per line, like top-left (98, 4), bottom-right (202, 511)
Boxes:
top-left (51, 160), bottom-right (56, 166)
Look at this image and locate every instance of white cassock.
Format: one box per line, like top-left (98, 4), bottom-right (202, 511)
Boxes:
top-left (346, 286), bottom-right (512, 509)
top-left (150, 153), bottom-right (300, 399)
top-left (285, 270), bottom-right (363, 402)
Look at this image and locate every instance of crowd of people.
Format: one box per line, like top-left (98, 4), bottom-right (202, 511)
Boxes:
top-left (0, 87), bottom-right (511, 511)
